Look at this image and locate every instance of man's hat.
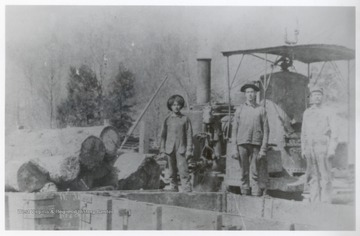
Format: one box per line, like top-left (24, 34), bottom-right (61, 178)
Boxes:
top-left (240, 82), bottom-right (260, 92)
top-left (309, 86), bottom-right (324, 95)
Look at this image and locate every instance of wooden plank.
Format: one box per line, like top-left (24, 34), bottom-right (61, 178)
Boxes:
top-left (6, 192), bottom-right (99, 230)
top-left (79, 195), bottom-right (112, 230)
top-left (270, 199), bottom-right (355, 230)
top-left (19, 193), bottom-right (57, 230)
top-left (226, 193), bottom-right (355, 230)
top-left (22, 204), bottom-right (55, 219)
top-left (293, 223), bottom-right (323, 230)
top-left (112, 198), bottom-right (158, 230)
top-left (106, 199), bottom-right (112, 230)
top-left (55, 192), bottom-right (81, 230)
top-left (216, 215), bottom-right (223, 230)
top-left (118, 192), bottom-right (224, 212)
top-left (5, 195), bottom-right (10, 230)
top-left (100, 194), bottom-right (296, 230)
top-left (226, 194), bottom-right (264, 218)
top-left (139, 120), bottom-right (150, 154)
top-left (6, 193), bottom-right (29, 229)
top-left (5, 191), bottom-right (356, 230)
top-left (156, 206), bottom-right (162, 230)
top-left (221, 214), bottom-right (294, 230)
top-left (160, 205), bottom-right (220, 230)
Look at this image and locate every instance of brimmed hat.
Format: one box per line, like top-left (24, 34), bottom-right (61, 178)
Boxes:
top-left (240, 82), bottom-right (260, 92)
top-left (309, 86), bottom-right (323, 95)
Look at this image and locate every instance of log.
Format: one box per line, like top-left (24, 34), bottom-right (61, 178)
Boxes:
top-left (6, 126), bottom-right (111, 191)
top-left (99, 126), bottom-right (121, 161)
top-left (92, 165), bottom-right (119, 189)
top-left (113, 153), bottom-right (161, 190)
top-left (66, 174), bottom-right (94, 191)
top-left (6, 126), bottom-right (109, 162)
top-left (79, 135), bottom-right (106, 171)
top-left (14, 155), bottom-right (81, 192)
top-left (6, 155), bottom-right (81, 192)
top-left (17, 162), bottom-right (49, 192)
top-left (64, 161), bottom-right (114, 191)
top-left (30, 155), bottom-right (80, 184)
top-left (5, 160), bottom-right (24, 191)
top-left (40, 182), bottom-right (58, 192)
top-left (91, 161), bottom-right (113, 180)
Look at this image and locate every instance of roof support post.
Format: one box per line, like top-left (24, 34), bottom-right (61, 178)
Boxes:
top-left (306, 63), bottom-right (310, 108)
top-left (226, 56), bottom-right (231, 140)
top-left (263, 53), bottom-right (267, 108)
top-left (347, 60), bottom-right (354, 167)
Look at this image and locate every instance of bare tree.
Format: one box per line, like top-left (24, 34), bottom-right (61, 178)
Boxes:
top-left (16, 45), bottom-right (41, 129)
top-left (132, 33), bottom-right (198, 143)
top-left (37, 35), bottom-right (67, 128)
top-left (82, 11), bottom-right (120, 124)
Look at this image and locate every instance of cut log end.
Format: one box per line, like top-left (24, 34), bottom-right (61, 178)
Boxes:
top-left (79, 135), bottom-right (106, 170)
top-left (17, 162), bottom-right (49, 192)
top-left (59, 156), bottom-right (81, 182)
top-left (114, 153), bottom-right (161, 190)
top-left (100, 126), bottom-right (121, 156)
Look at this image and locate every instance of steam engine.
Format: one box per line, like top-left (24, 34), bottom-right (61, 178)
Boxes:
top-left (183, 58), bottom-right (309, 193)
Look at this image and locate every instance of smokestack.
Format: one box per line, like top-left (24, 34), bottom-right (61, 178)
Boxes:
top-left (196, 58), bottom-right (211, 104)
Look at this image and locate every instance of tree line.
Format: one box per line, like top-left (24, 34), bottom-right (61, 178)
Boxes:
top-left (57, 63), bottom-right (135, 132)
top-left (6, 9), bottom-right (203, 141)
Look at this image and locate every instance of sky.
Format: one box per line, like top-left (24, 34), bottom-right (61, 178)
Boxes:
top-left (5, 6), bottom-right (355, 51)
top-left (5, 5), bottom-right (355, 82)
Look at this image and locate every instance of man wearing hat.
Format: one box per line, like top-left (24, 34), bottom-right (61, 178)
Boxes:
top-left (231, 82), bottom-right (269, 196)
top-left (300, 86), bottom-right (337, 203)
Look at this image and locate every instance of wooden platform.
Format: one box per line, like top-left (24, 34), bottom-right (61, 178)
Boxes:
top-left (5, 190), bottom-right (355, 230)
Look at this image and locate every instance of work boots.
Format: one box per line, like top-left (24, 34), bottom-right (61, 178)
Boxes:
top-left (241, 188), bottom-right (263, 196)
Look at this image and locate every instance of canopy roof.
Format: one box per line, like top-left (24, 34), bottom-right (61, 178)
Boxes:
top-left (222, 44), bottom-right (355, 64)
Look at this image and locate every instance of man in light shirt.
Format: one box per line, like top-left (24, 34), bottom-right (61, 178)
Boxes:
top-left (301, 86), bottom-right (337, 203)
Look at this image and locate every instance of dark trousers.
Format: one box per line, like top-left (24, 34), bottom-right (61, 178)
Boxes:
top-left (237, 144), bottom-right (268, 194)
top-left (168, 151), bottom-right (192, 192)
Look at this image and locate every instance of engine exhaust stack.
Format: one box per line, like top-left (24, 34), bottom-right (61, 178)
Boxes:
top-left (196, 58), bottom-right (211, 104)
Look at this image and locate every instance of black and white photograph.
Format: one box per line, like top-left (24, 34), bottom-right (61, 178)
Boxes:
top-left (2, 0), bottom-right (358, 231)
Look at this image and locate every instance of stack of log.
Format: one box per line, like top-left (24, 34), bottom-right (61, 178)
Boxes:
top-left (6, 126), bottom-right (161, 192)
